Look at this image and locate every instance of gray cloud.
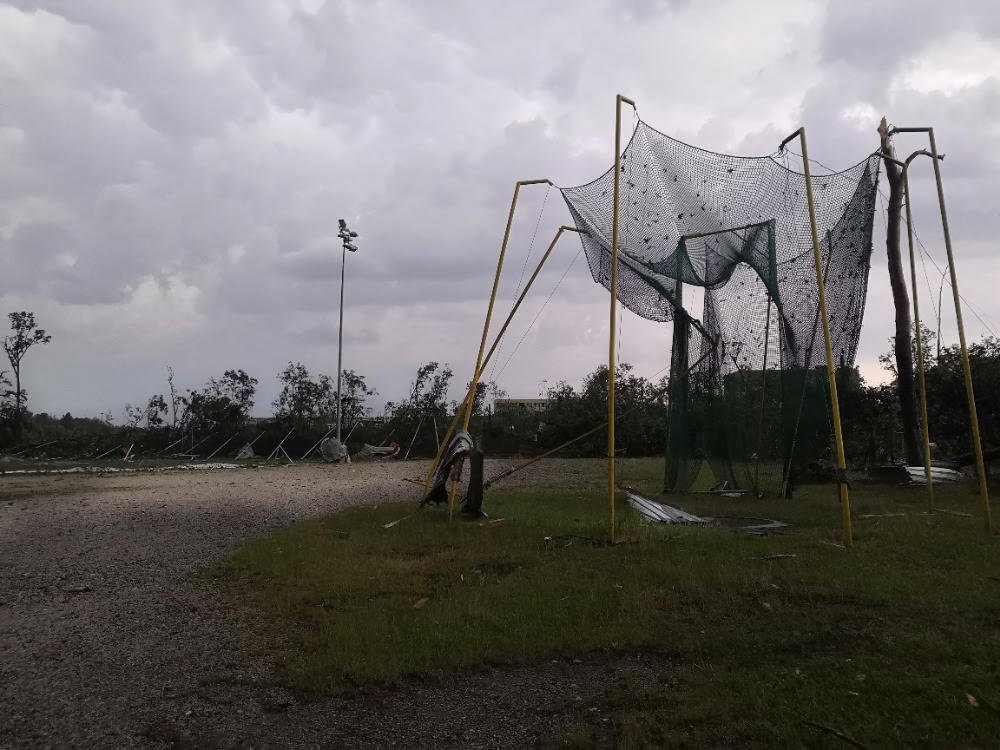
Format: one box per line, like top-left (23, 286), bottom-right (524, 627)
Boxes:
top-left (1, 0), bottom-right (998, 419)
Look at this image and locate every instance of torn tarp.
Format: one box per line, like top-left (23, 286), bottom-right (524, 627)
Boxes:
top-left (420, 429), bottom-right (474, 507)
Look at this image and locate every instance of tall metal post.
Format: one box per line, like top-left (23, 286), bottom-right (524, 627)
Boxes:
top-left (608, 94), bottom-right (635, 544)
top-left (891, 127), bottom-right (992, 531)
top-left (336, 220), bottom-right (359, 446)
top-left (779, 127), bottom-right (853, 547)
top-left (336, 243), bottom-right (346, 442)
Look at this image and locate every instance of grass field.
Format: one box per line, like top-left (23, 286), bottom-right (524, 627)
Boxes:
top-left (211, 458), bottom-right (1000, 746)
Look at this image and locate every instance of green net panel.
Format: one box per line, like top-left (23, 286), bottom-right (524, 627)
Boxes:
top-left (560, 121), bottom-right (880, 495)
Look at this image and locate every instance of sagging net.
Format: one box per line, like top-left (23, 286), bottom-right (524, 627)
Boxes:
top-left (561, 121), bottom-right (880, 495)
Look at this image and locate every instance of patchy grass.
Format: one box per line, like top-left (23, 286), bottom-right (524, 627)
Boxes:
top-left (212, 459), bottom-right (1000, 746)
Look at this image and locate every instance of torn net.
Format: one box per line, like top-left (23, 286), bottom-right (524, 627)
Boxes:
top-left (561, 121), bottom-right (879, 494)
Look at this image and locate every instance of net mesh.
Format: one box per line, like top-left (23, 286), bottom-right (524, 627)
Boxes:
top-left (560, 121), bottom-right (880, 495)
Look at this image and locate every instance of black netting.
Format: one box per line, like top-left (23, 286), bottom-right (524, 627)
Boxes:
top-left (560, 121), bottom-right (879, 495)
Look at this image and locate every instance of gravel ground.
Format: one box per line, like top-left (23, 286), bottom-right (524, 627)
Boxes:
top-left (0, 459), bottom-right (655, 747)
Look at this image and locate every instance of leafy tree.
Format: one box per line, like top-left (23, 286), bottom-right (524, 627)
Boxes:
top-left (924, 336), bottom-right (1000, 457)
top-left (534, 363), bottom-right (664, 457)
top-left (144, 394), bottom-right (169, 429)
top-left (123, 403), bottom-right (145, 430)
top-left (386, 361), bottom-right (454, 420)
top-left (338, 369), bottom-right (377, 427)
top-left (0, 370), bottom-right (16, 436)
top-left (166, 365), bottom-right (180, 429)
top-left (871, 330), bottom-right (1000, 461)
top-left (273, 362), bottom-right (337, 425)
top-left (465, 379), bottom-right (505, 417)
top-left (181, 369), bottom-right (259, 432)
top-left (2, 311), bottom-right (52, 423)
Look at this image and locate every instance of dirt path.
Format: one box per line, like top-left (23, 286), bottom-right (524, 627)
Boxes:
top-left (0, 459), bottom-right (644, 747)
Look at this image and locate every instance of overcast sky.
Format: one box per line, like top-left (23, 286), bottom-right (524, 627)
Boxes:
top-left (2, 0), bottom-right (999, 420)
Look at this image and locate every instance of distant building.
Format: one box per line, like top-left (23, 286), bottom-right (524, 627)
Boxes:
top-left (494, 398), bottom-right (549, 414)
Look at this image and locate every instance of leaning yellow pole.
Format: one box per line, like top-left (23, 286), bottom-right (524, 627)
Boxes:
top-left (462, 177), bottom-right (553, 433)
top-left (444, 225), bottom-right (581, 516)
top-left (427, 225), bottom-right (580, 499)
top-left (780, 127), bottom-right (853, 547)
top-left (448, 180), bottom-right (548, 517)
top-left (423, 178), bottom-right (550, 496)
top-left (608, 94), bottom-right (635, 544)
top-left (923, 129), bottom-right (991, 529)
top-left (901, 155), bottom-right (936, 512)
top-left (893, 127), bottom-right (991, 529)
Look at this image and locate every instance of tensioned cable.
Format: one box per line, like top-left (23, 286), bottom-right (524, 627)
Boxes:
top-left (511, 185), bottom-right (552, 300)
top-left (908, 197), bottom-right (943, 337)
top-left (778, 145), bottom-right (881, 179)
top-left (906, 205), bottom-right (999, 339)
top-left (485, 188), bottom-right (552, 387)
top-left (872, 177), bottom-right (999, 344)
top-left (492, 245), bottom-right (585, 382)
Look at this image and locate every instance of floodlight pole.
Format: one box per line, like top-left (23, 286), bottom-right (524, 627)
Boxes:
top-left (779, 127), bottom-right (853, 547)
top-left (891, 126), bottom-right (992, 531)
top-left (336, 220), bottom-right (359, 445)
top-left (608, 94), bottom-right (636, 544)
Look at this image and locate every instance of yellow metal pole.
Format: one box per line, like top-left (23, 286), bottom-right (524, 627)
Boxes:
top-left (892, 127), bottom-right (991, 529)
top-left (428, 225), bottom-right (581, 498)
top-left (424, 178), bottom-right (551, 496)
top-left (780, 126), bottom-right (853, 547)
top-left (608, 94), bottom-right (635, 544)
top-left (445, 225), bottom-right (581, 517)
top-left (463, 178), bottom-right (553, 432)
top-left (901, 155), bottom-right (935, 512)
top-left (924, 130), bottom-right (992, 530)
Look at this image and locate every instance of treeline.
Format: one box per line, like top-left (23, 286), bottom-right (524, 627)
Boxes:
top-left (4, 303), bottom-right (999, 466)
top-left (2, 358), bottom-right (459, 461)
top-left (2, 360), bottom-right (382, 460)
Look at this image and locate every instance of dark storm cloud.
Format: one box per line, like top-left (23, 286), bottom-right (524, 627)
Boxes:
top-left (1, 0), bottom-right (998, 417)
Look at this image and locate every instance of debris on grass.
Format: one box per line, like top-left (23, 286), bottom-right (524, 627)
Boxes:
top-left (624, 489), bottom-right (788, 534)
top-left (800, 718), bottom-right (867, 748)
top-left (819, 540), bottom-right (847, 550)
top-left (936, 509), bottom-right (974, 518)
top-left (623, 489), bottom-right (710, 525)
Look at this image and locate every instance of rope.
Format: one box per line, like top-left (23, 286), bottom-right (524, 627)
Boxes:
top-left (487, 185), bottom-right (553, 386)
top-left (902, 198), bottom-right (999, 339)
top-left (484, 356), bottom-right (700, 490)
top-left (492, 244), bottom-right (584, 381)
top-left (510, 185), bottom-right (552, 300)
